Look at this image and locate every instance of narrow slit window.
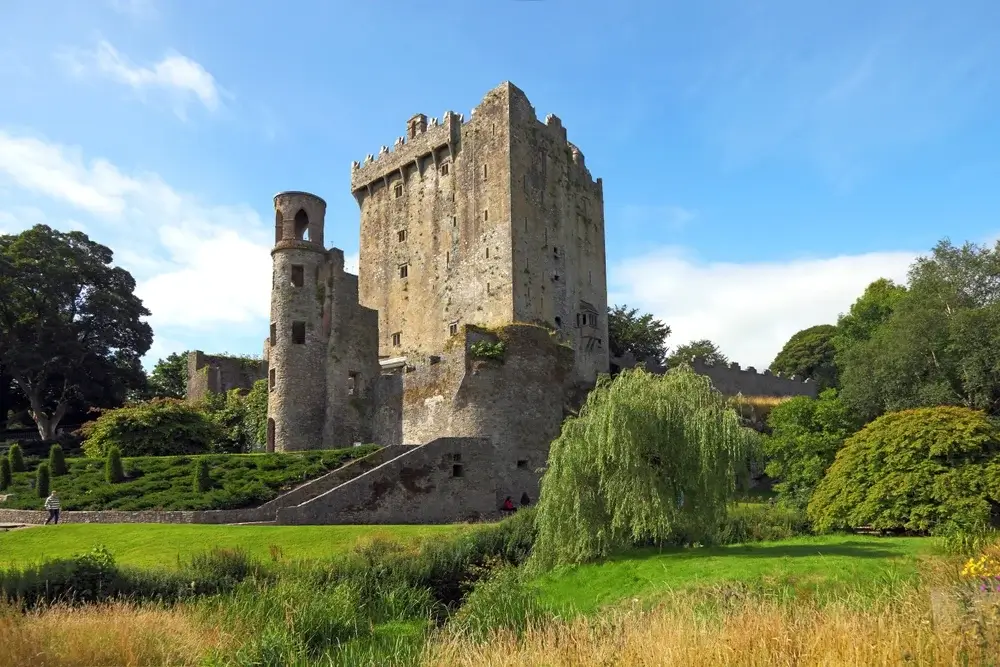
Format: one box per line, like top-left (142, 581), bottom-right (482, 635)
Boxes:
top-left (394, 183), bottom-right (403, 198)
top-left (449, 321), bottom-right (459, 336)
top-left (268, 368), bottom-right (276, 391)
top-left (348, 371), bottom-right (358, 396)
top-left (398, 229), bottom-right (407, 242)
top-left (483, 209), bottom-right (489, 222)
top-left (391, 332), bottom-right (401, 347)
top-left (399, 264), bottom-right (409, 279)
top-left (441, 163), bottom-right (449, 176)
top-left (483, 164), bottom-right (488, 179)
top-left (269, 323), bottom-right (277, 345)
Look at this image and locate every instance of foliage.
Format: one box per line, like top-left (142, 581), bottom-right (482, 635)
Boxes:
top-left (837, 241), bottom-right (1000, 422)
top-left (105, 446), bottom-right (124, 484)
top-left (469, 340), bottom-right (506, 361)
top-left (48, 443), bottom-right (67, 477)
top-left (833, 278), bottom-right (908, 354)
top-left (81, 398), bottom-right (222, 458)
top-left (531, 367), bottom-right (759, 569)
top-left (761, 389), bottom-right (859, 509)
top-left (146, 351), bottom-right (189, 399)
top-left (808, 406), bottom-right (1000, 533)
top-left (0, 225), bottom-right (153, 439)
top-left (7, 443), bottom-right (24, 472)
top-left (719, 502), bottom-right (813, 544)
top-left (194, 459), bottom-right (212, 493)
top-left (0, 447), bottom-right (374, 511)
top-left (200, 385), bottom-right (266, 454)
top-left (35, 462), bottom-right (50, 497)
top-left (607, 304), bottom-right (671, 365)
top-left (0, 457), bottom-right (9, 491)
top-left (667, 339), bottom-right (728, 368)
top-left (450, 562), bottom-right (546, 640)
top-left (770, 324), bottom-right (839, 390)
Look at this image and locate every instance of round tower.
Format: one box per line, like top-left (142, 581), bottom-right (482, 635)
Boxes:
top-left (266, 191), bottom-right (329, 452)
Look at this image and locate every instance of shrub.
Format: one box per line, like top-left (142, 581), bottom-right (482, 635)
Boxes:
top-left (0, 457), bottom-right (10, 491)
top-left (80, 398), bottom-right (222, 457)
top-left (106, 447), bottom-right (124, 484)
top-left (761, 389), bottom-right (859, 509)
top-left (35, 463), bottom-right (50, 498)
top-left (808, 405), bottom-right (1000, 533)
top-left (8, 444), bottom-right (25, 473)
top-left (194, 458), bottom-right (212, 492)
top-left (719, 503), bottom-right (812, 544)
top-left (48, 444), bottom-right (67, 477)
top-left (450, 562), bottom-right (546, 640)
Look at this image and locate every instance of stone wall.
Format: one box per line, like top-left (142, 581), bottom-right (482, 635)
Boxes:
top-left (372, 323), bottom-right (576, 508)
top-left (0, 507), bottom-right (259, 525)
top-left (276, 437), bottom-right (499, 524)
top-left (186, 351), bottom-right (267, 403)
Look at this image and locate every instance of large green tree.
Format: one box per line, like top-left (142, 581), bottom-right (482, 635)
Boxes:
top-left (530, 367), bottom-right (758, 569)
top-left (837, 240), bottom-right (1000, 421)
top-left (832, 278), bottom-right (908, 355)
top-left (607, 305), bottom-right (671, 365)
top-left (147, 351), bottom-right (190, 399)
top-left (667, 339), bottom-right (728, 368)
top-left (770, 324), bottom-right (839, 390)
top-left (0, 225), bottom-right (153, 439)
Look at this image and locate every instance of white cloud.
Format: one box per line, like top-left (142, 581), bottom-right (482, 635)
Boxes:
top-left (0, 130), bottom-right (272, 357)
top-left (610, 247), bottom-right (915, 369)
top-left (59, 41), bottom-right (221, 117)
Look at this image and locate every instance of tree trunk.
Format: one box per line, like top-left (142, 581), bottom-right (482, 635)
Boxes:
top-left (15, 379), bottom-right (67, 441)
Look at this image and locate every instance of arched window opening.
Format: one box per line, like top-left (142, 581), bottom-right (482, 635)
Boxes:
top-left (293, 209), bottom-right (310, 241)
top-left (274, 210), bottom-right (283, 244)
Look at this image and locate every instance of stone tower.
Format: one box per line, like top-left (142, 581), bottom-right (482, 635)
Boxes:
top-left (267, 191), bottom-right (329, 452)
top-left (350, 81), bottom-right (609, 384)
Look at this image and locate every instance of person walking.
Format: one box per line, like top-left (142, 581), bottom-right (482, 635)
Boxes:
top-left (43, 491), bottom-right (61, 525)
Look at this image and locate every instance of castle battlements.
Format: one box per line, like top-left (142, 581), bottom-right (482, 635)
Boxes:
top-left (349, 81), bottom-right (600, 195)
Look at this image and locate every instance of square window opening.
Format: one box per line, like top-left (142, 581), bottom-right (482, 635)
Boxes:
top-left (290, 264), bottom-right (304, 287)
top-left (452, 464), bottom-right (464, 478)
top-left (292, 321), bottom-right (306, 344)
top-left (517, 459), bottom-right (528, 470)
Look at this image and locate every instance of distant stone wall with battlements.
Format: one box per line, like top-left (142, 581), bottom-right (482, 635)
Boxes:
top-left (186, 351), bottom-right (267, 403)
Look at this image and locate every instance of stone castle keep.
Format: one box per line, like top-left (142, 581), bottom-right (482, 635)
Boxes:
top-left (185, 82), bottom-right (817, 525)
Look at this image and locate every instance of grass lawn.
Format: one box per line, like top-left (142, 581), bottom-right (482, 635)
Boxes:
top-left (0, 523), bottom-right (467, 569)
top-left (0, 447), bottom-right (376, 512)
top-left (529, 534), bottom-right (939, 615)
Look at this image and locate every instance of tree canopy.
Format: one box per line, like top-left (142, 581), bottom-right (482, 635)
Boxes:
top-left (0, 225), bottom-right (153, 439)
top-left (667, 339), bottom-right (728, 368)
top-left (836, 240), bottom-right (1000, 422)
top-left (530, 367), bottom-right (758, 569)
top-left (607, 305), bottom-right (671, 365)
top-left (770, 324), bottom-right (839, 390)
top-left (147, 351), bottom-right (190, 399)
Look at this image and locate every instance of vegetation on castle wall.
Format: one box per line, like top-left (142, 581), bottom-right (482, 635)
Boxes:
top-left (0, 447), bottom-right (375, 511)
top-left (808, 405), bottom-right (1000, 533)
top-left (200, 381), bottom-right (268, 454)
top-left (80, 399), bottom-right (222, 458)
top-left (469, 340), bottom-right (506, 362)
top-left (531, 367), bottom-right (759, 569)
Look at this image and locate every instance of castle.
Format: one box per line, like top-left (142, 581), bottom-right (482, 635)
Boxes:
top-left (186, 82), bottom-right (816, 524)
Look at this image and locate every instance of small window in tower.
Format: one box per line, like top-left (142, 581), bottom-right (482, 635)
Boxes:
top-left (292, 321), bottom-right (306, 344)
top-left (294, 209), bottom-right (309, 241)
top-left (269, 368), bottom-right (276, 391)
top-left (449, 321), bottom-right (459, 336)
top-left (589, 270), bottom-right (593, 285)
top-left (446, 251), bottom-right (450, 266)
top-left (492, 123), bottom-right (496, 136)
top-left (269, 322), bottom-right (277, 344)
top-left (483, 164), bottom-right (488, 179)
top-left (394, 182), bottom-right (403, 198)
top-left (553, 247), bottom-right (559, 259)
top-left (452, 464), bottom-right (464, 478)
top-left (440, 162), bottom-right (450, 176)
top-left (391, 332), bottom-right (401, 347)
top-left (553, 273), bottom-right (560, 282)
top-left (485, 247), bottom-right (489, 259)
top-left (452, 216), bottom-right (457, 227)
top-left (486, 282), bottom-right (490, 295)
top-left (348, 371), bottom-right (358, 396)
top-left (290, 264), bottom-right (304, 287)
top-left (524, 216), bottom-right (528, 231)
top-left (576, 313), bottom-right (582, 327)
top-left (517, 459), bottom-right (528, 470)
top-left (483, 209), bottom-right (489, 222)
top-left (398, 229), bottom-right (407, 242)
top-left (399, 263), bottom-right (409, 279)
top-left (554, 316), bottom-right (562, 328)
top-left (589, 313), bottom-right (597, 327)
top-left (453, 453), bottom-right (461, 462)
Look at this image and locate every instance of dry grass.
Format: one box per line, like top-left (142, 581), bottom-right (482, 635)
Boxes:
top-left (423, 577), bottom-right (1000, 667)
top-left (732, 395), bottom-right (794, 409)
top-left (0, 601), bottom-right (225, 667)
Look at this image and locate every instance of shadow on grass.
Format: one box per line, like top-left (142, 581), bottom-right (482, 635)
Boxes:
top-left (607, 540), bottom-right (912, 564)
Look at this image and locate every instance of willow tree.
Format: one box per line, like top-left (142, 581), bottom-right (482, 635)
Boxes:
top-left (530, 367), bottom-right (759, 569)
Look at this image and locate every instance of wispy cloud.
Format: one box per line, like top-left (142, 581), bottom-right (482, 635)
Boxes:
top-left (619, 204), bottom-right (696, 231)
top-left (0, 130), bottom-right (272, 352)
top-left (610, 246), bottom-right (916, 369)
top-left (58, 41), bottom-right (222, 118)
top-left (107, 0), bottom-right (158, 21)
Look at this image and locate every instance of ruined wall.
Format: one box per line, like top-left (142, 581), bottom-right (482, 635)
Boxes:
top-left (186, 351), bottom-right (267, 403)
top-left (267, 192), bottom-right (330, 452)
top-left (275, 437), bottom-right (500, 524)
top-left (507, 84), bottom-right (610, 385)
top-left (321, 249), bottom-right (381, 449)
top-left (371, 323), bottom-right (575, 507)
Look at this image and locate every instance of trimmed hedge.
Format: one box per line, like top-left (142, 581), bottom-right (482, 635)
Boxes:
top-left (80, 399), bottom-right (222, 457)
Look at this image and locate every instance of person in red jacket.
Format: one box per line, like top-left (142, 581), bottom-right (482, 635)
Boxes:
top-left (501, 496), bottom-right (516, 513)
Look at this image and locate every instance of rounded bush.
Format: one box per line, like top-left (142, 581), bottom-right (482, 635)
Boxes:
top-left (81, 398), bottom-right (223, 457)
top-left (36, 463), bottom-right (50, 498)
top-left (8, 444), bottom-right (25, 473)
top-left (808, 406), bottom-right (1000, 533)
top-left (49, 444), bottom-right (67, 477)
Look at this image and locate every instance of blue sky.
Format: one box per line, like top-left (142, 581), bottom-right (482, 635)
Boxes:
top-left (1, 0), bottom-right (998, 369)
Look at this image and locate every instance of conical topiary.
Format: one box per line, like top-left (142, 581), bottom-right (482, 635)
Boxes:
top-left (49, 444), bottom-right (67, 477)
top-left (106, 446), bottom-right (125, 484)
top-left (193, 459), bottom-right (212, 493)
top-left (36, 462), bottom-right (50, 498)
top-left (8, 444), bottom-right (25, 473)
top-left (0, 457), bottom-right (11, 491)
